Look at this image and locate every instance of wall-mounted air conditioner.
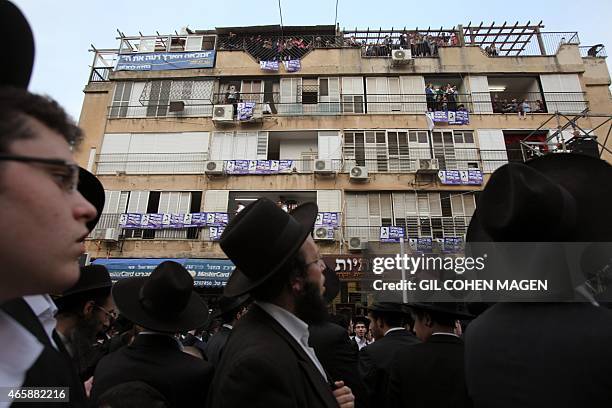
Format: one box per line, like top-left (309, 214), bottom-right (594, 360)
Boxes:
top-left (314, 226), bottom-right (335, 241)
top-left (349, 166), bottom-right (369, 181)
top-left (392, 49), bottom-right (412, 64)
top-left (205, 160), bottom-right (225, 175)
top-left (212, 105), bottom-right (234, 121)
top-left (348, 236), bottom-right (365, 251)
top-left (314, 159), bottom-right (335, 174)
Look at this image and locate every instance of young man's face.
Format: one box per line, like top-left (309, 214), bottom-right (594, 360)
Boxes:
top-left (0, 117), bottom-right (97, 301)
top-left (355, 323), bottom-right (367, 338)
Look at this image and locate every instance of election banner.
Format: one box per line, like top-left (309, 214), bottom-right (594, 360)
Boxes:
top-left (315, 212), bottom-right (340, 227)
top-left (380, 226), bottom-right (405, 243)
top-left (438, 170), bottom-right (483, 185)
top-left (115, 50), bottom-right (216, 71)
top-left (426, 110), bottom-right (469, 125)
top-left (209, 226), bottom-right (225, 241)
top-left (283, 59), bottom-right (301, 72)
top-left (237, 102), bottom-right (256, 120)
top-left (224, 160), bottom-right (295, 175)
top-left (260, 60), bottom-right (279, 72)
top-left (119, 212), bottom-right (228, 229)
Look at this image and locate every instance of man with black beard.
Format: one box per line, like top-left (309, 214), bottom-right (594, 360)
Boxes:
top-left (54, 265), bottom-right (114, 382)
top-left (208, 198), bottom-right (354, 408)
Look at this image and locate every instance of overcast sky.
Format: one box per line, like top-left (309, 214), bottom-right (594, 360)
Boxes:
top-left (13, 0), bottom-right (612, 121)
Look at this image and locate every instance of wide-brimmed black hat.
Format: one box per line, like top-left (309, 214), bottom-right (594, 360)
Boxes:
top-left (220, 198), bottom-right (318, 297)
top-left (367, 301), bottom-right (409, 314)
top-left (78, 167), bottom-right (106, 232)
top-left (112, 261), bottom-right (209, 333)
top-left (323, 264), bottom-right (340, 303)
top-left (62, 264), bottom-right (112, 297)
top-left (0, 0), bottom-right (34, 89)
top-left (467, 153), bottom-right (612, 243)
top-left (407, 302), bottom-right (473, 319)
top-left (211, 294), bottom-right (250, 319)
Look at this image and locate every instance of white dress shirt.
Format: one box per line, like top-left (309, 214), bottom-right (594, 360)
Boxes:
top-left (0, 310), bottom-right (44, 408)
top-left (352, 335), bottom-right (371, 350)
top-left (23, 294), bottom-right (58, 349)
top-left (256, 301), bottom-right (328, 381)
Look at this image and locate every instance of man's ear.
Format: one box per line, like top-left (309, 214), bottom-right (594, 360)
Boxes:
top-left (82, 300), bottom-right (95, 317)
top-left (424, 312), bottom-right (434, 328)
top-left (290, 276), bottom-right (304, 293)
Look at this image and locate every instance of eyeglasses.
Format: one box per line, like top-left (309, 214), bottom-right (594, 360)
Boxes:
top-left (0, 154), bottom-right (79, 192)
top-left (304, 255), bottom-right (326, 269)
top-left (95, 304), bottom-right (118, 320)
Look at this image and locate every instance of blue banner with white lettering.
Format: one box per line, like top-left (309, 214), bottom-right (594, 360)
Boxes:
top-left (380, 226), bottom-right (405, 243)
top-left (283, 59), bottom-right (301, 72)
top-left (237, 102), bottom-right (256, 120)
top-left (225, 160), bottom-right (294, 175)
top-left (92, 258), bottom-right (234, 287)
top-left (120, 212), bottom-right (228, 229)
top-left (315, 212), bottom-right (340, 227)
top-left (438, 170), bottom-right (483, 185)
top-left (427, 110), bottom-right (469, 125)
top-left (260, 60), bottom-right (279, 72)
top-left (115, 50), bottom-right (216, 71)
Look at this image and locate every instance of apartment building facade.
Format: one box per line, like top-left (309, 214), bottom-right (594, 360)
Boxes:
top-left (78, 23), bottom-right (612, 307)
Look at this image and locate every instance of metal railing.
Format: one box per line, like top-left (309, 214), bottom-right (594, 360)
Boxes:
top-left (89, 213), bottom-right (203, 241)
top-left (107, 103), bottom-right (213, 119)
top-left (467, 31), bottom-right (580, 57)
top-left (361, 43), bottom-right (450, 58)
top-left (211, 92), bottom-right (280, 106)
top-left (580, 45), bottom-right (607, 58)
top-left (473, 91), bottom-right (588, 114)
top-left (96, 152), bottom-right (209, 174)
top-left (216, 35), bottom-right (344, 62)
top-left (89, 67), bottom-right (113, 82)
top-left (343, 216), bottom-right (473, 241)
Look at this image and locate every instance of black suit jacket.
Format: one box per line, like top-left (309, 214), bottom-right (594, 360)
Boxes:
top-left (359, 329), bottom-right (420, 407)
top-left (204, 325), bottom-right (231, 367)
top-left (0, 298), bottom-right (87, 408)
top-left (465, 303), bottom-right (612, 408)
top-left (208, 304), bottom-right (338, 408)
top-left (386, 334), bottom-right (472, 408)
top-left (309, 321), bottom-right (369, 408)
top-left (90, 333), bottom-right (214, 407)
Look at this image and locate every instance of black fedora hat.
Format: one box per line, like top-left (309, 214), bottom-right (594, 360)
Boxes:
top-left (0, 0), bottom-right (35, 89)
top-left (112, 261), bottom-right (209, 333)
top-left (467, 153), bottom-right (612, 243)
top-left (323, 264), bottom-right (340, 304)
top-left (367, 301), bottom-right (410, 314)
top-left (407, 302), bottom-right (474, 319)
top-left (220, 198), bottom-right (318, 297)
top-left (78, 167), bottom-right (105, 232)
top-left (62, 264), bottom-right (112, 297)
top-left (211, 294), bottom-right (250, 319)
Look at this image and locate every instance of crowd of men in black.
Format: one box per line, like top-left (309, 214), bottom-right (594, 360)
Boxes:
top-left (361, 31), bottom-right (459, 57)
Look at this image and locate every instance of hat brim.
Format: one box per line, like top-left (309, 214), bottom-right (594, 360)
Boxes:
top-left (78, 167), bottom-right (105, 232)
top-left (407, 302), bottom-right (474, 319)
top-left (211, 294), bottom-right (250, 319)
top-left (0, 0), bottom-right (34, 89)
top-left (112, 277), bottom-right (209, 333)
top-left (223, 202), bottom-right (318, 297)
top-left (323, 264), bottom-right (340, 303)
top-left (467, 153), bottom-right (612, 243)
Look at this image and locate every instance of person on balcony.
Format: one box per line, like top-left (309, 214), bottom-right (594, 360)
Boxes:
top-left (518, 99), bottom-right (531, 119)
top-left (425, 84), bottom-right (435, 111)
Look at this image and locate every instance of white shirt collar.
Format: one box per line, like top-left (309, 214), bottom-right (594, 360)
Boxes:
top-left (384, 327), bottom-right (406, 336)
top-left (222, 323), bottom-right (233, 330)
top-left (432, 332), bottom-right (460, 338)
top-left (23, 294), bottom-right (58, 350)
top-left (0, 310), bottom-right (44, 404)
top-left (255, 301), bottom-right (327, 380)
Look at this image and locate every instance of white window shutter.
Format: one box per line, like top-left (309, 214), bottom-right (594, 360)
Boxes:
top-left (316, 190), bottom-right (341, 212)
top-left (257, 132), bottom-right (269, 160)
top-left (127, 191), bottom-right (149, 213)
top-left (468, 75), bottom-right (493, 113)
top-left (540, 74), bottom-right (586, 113)
top-left (185, 35), bottom-right (203, 51)
top-left (318, 131), bottom-right (342, 160)
top-left (203, 190), bottom-right (229, 212)
top-left (400, 76), bottom-right (426, 112)
top-left (477, 129), bottom-right (508, 172)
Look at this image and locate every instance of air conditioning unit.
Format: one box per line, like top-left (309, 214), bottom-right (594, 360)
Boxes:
top-left (212, 105), bottom-right (234, 121)
top-left (314, 159), bottom-right (335, 174)
top-left (417, 158), bottom-right (440, 173)
top-left (348, 236), bottom-right (364, 251)
top-left (205, 160), bottom-right (225, 175)
top-left (169, 101), bottom-right (185, 112)
top-left (314, 226), bottom-right (335, 241)
top-left (392, 48), bottom-right (412, 64)
top-left (102, 228), bottom-right (119, 242)
top-left (349, 166), bottom-right (368, 181)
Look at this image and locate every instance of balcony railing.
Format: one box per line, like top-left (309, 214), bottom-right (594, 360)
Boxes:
top-left (343, 216), bottom-right (473, 242)
top-left (473, 91), bottom-right (588, 114)
top-left (580, 45), bottom-right (607, 58)
top-left (94, 149), bottom-right (513, 175)
top-left (89, 213), bottom-right (203, 241)
top-left (96, 152), bottom-right (209, 174)
top-left (216, 35), bottom-right (344, 62)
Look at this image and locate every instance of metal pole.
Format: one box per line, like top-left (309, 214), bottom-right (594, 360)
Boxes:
top-left (400, 237), bottom-right (407, 303)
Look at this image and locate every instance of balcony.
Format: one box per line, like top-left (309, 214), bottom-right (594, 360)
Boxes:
top-left (344, 216), bottom-right (473, 242)
top-left (96, 152), bottom-right (209, 174)
top-left (472, 91), bottom-right (588, 114)
top-left (89, 213), bottom-right (206, 241)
